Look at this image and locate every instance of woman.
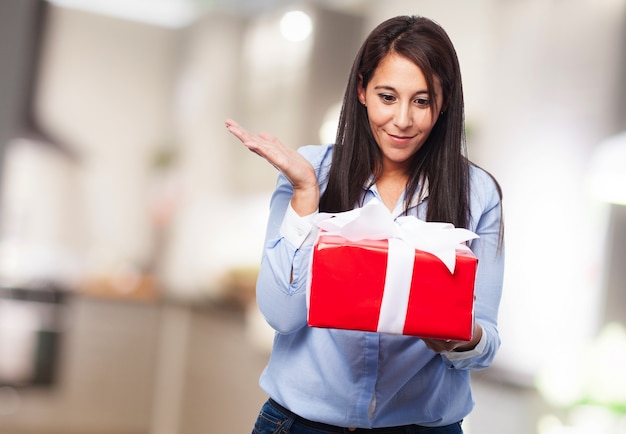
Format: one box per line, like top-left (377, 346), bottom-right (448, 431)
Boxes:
top-left (226, 15), bottom-right (504, 434)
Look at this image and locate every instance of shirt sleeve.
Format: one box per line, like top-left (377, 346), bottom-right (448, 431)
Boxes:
top-left (254, 145), bottom-right (329, 335)
top-left (280, 203), bottom-right (318, 248)
top-left (442, 330), bottom-right (487, 361)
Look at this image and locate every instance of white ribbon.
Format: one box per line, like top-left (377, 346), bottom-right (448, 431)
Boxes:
top-left (314, 199), bottom-right (478, 273)
top-left (378, 238), bottom-right (415, 333)
top-left (313, 199), bottom-right (479, 334)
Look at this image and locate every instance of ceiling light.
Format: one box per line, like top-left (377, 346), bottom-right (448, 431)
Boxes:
top-left (279, 10), bottom-right (312, 42)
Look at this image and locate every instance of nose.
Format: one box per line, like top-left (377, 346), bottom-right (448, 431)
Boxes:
top-left (393, 103), bottom-right (413, 129)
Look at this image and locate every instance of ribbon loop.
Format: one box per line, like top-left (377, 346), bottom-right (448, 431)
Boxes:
top-left (313, 199), bottom-right (478, 273)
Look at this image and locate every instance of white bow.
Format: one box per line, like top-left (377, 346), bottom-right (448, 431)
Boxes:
top-left (314, 199), bottom-right (478, 273)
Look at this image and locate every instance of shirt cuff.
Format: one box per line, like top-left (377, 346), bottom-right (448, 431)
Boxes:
top-left (279, 202), bottom-right (318, 248)
top-left (442, 331), bottom-right (487, 361)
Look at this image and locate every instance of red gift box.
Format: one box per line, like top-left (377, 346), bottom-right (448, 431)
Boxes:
top-left (307, 234), bottom-right (478, 341)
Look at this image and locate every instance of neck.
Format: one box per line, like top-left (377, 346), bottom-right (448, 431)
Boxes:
top-left (375, 167), bottom-right (409, 212)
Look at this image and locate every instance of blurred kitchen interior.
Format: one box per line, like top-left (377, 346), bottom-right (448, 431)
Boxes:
top-left (0, 0), bottom-right (625, 433)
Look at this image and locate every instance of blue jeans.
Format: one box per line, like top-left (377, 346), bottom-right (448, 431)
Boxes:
top-left (252, 399), bottom-right (463, 434)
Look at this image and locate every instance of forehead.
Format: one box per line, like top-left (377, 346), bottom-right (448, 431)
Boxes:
top-left (369, 52), bottom-right (441, 93)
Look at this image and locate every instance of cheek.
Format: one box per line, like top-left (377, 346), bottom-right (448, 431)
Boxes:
top-left (418, 110), bottom-right (438, 129)
top-left (366, 106), bottom-right (392, 128)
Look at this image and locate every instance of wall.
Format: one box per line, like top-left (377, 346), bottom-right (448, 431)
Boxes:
top-left (34, 6), bottom-right (181, 283)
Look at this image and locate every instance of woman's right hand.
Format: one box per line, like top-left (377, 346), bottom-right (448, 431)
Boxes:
top-left (225, 119), bottom-right (319, 216)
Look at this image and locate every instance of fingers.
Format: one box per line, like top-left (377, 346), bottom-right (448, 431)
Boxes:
top-left (225, 119), bottom-right (291, 171)
top-left (422, 338), bottom-right (459, 353)
top-left (259, 132), bottom-right (278, 143)
top-left (224, 119), bottom-right (319, 197)
top-left (225, 119), bottom-right (254, 146)
top-left (225, 119), bottom-right (275, 151)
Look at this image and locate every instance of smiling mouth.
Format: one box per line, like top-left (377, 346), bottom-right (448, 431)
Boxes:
top-left (388, 133), bottom-right (417, 142)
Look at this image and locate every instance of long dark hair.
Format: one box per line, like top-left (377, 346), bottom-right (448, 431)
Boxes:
top-left (319, 16), bottom-right (471, 229)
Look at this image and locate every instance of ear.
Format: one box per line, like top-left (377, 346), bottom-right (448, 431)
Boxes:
top-left (357, 74), bottom-right (366, 106)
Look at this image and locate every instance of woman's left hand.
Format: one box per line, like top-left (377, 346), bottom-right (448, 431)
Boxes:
top-left (422, 323), bottom-right (483, 353)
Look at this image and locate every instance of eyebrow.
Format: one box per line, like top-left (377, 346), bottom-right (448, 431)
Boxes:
top-left (373, 85), bottom-right (429, 95)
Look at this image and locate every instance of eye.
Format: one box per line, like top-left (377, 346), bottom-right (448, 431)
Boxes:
top-left (378, 93), bottom-right (396, 103)
top-left (414, 97), bottom-right (430, 106)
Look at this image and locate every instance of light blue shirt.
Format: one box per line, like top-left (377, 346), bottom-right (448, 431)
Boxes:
top-left (255, 144), bottom-right (504, 428)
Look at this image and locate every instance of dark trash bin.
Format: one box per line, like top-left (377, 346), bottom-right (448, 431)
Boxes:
top-left (0, 284), bottom-right (68, 387)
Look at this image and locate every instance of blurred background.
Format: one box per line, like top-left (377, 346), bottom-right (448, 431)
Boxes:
top-left (0, 0), bottom-right (625, 433)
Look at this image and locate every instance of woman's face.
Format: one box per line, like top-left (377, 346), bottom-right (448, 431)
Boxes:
top-left (358, 52), bottom-right (443, 172)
